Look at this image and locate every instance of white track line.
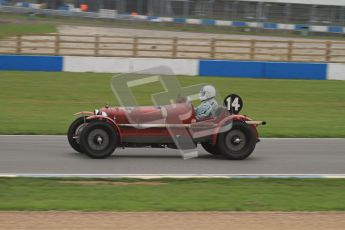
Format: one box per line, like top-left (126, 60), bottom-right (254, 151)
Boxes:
top-left (1, 174), bottom-right (345, 178)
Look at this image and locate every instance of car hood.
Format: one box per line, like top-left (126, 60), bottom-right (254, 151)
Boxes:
top-left (99, 102), bottom-right (195, 124)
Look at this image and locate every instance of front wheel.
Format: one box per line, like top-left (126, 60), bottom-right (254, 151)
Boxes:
top-left (217, 121), bottom-right (257, 160)
top-left (67, 117), bottom-right (88, 153)
top-left (79, 121), bottom-right (117, 159)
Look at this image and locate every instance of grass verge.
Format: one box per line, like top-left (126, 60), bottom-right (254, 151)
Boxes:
top-left (0, 23), bottom-right (57, 38)
top-left (0, 71), bottom-right (344, 137)
top-left (0, 177), bottom-right (344, 211)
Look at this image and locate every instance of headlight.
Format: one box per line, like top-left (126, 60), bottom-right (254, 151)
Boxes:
top-left (94, 109), bottom-right (107, 117)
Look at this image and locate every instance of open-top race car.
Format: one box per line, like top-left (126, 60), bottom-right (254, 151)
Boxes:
top-left (68, 94), bottom-right (266, 160)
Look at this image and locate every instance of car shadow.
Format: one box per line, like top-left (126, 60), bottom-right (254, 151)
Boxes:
top-left (112, 153), bottom-right (261, 161)
top-left (66, 151), bottom-right (260, 161)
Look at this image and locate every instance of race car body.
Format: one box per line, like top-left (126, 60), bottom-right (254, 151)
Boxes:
top-left (68, 94), bottom-right (265, 160)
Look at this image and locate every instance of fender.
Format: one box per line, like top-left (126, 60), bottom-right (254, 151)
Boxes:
top-left (210, 115), bottom-right (259, 145)
top-left (86, 115), bottom-right (122, 143)
top-left (74, 111), bottom-right (94, 116)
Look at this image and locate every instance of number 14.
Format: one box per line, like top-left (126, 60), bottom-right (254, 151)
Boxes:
top-left (226, 97), bottom-right (240, 111)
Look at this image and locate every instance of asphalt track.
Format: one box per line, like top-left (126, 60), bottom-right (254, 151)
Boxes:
top-left (0, 136), bottom-right (344, 176)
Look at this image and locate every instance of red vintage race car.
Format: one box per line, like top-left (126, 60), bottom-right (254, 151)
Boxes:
top-left (68, 94), bottom-right (266, 160)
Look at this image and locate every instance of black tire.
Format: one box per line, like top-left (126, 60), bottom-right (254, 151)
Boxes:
top-left (67, 117), bottom-right (88, 153)
top-left (201, 142), bottom-right (222, 155)
top-left (79, 121), bottom-right (117, 159)
top-left (217, 121), bottom-right (257, 160)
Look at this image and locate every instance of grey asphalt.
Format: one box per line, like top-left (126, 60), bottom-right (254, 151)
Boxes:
top-left (0, 136), bottom-right (344, 175)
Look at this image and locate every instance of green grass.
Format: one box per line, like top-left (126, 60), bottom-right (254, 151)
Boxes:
top-left (0, 24), bottom-right (57, 38)
top-left (0, 178), bottom-right (344, 211)
top-left (0, 71), bottom-right (345, 137)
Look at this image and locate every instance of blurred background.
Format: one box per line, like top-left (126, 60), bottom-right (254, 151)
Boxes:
top-left (1, 0), bottom-right (344, 26)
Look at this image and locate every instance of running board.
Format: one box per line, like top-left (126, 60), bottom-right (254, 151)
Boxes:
top-left (118, 124), bottom-right (191, 128)
top-left (118, 121), bottom-right (266, 128)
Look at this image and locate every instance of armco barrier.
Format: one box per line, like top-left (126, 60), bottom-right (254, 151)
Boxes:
top-left (199, 60), bottom-right (264, 78)
top-left (0, 55), bottom-right (344, 80)
top-left (0, 55), bottom-right (63, 72)
top-left (327, 63), bottom-right (345, 80)
top-left (199, 60), bottom-right (328, 80)
top-left (63, 56), bottom-right (199, 76)
top-left (264, 62), bottom-right (327, 80)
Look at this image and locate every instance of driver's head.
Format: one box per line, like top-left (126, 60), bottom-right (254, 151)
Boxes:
top-left (199, 85), bottom-right (216, 101)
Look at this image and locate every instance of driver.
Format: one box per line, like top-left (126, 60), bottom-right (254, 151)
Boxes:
top-left (195, 85), bottom-right (218, 120)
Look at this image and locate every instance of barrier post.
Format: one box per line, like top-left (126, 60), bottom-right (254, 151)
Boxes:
top-left (172, 37), bottom-right (178, 58)
top-left (250, 39), bottom-right (256, 60)
top-left (287, 40), bottom-right (293, 61)
top-left (54, 34), bottom-right (60, 55)
top-left (16, 35), bottom-right (22, 54)
top-left (210, 38), bottom-right (216, 59)
top-left (133, 36), bottom-right (138, 57)
top-left (325, 41), bottom-right (331, 62)
top-left (94, 35), bottom-right (100, 56)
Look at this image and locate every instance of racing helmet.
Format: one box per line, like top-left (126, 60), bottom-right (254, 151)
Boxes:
top-left (199, 85), bottom-right (216, 101)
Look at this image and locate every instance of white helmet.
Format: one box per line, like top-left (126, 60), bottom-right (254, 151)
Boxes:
top-left (199, 85), bottom-right (216, 101)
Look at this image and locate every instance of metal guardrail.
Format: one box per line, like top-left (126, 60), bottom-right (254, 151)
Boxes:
top-left (1, 34), bottom-right (345, 63)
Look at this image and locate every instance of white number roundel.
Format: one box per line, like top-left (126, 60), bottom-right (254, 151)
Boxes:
top-left (224, 94), bottom-right (243, 114)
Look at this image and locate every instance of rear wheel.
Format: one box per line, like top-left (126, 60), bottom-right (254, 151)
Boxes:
top-left (67, 117), bottom-right (88, 153)
top-left (201, 142), bottom-right (221, 155)
top-left (79, 121), bottom-right (117, 159)
top-left (217, 121), bottom-right (256, 160)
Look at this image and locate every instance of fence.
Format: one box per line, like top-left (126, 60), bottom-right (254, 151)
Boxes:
top-left (1, 34), bottom-right (345, 63)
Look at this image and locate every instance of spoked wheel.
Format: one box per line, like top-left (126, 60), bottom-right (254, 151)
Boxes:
top-left (67, 117), bottom-right (88, 153)
top-left (201, 142), bottom-right (222, 155)
top-left (225, 130), bottom-right (247, 152)
top-left (79, 121), bottom-right (117, 159)
top-left (217, 121), bottom-right (256, 160)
